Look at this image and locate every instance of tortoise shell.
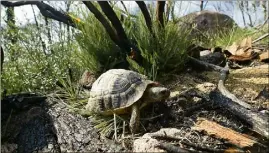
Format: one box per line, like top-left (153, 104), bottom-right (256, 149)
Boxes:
top-left (85, 69), bottom-right (155, 115)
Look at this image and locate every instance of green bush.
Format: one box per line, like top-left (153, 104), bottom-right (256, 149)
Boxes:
top-left (74, 11), bottom-right (126, 76)
top-left (127, 14), bottom-right (192, 81)
top-left (1, 23), bottom-right (80, 95)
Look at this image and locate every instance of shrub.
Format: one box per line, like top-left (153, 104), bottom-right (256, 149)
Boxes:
top-left (74, 11), bottom-right (126, 76)
top-left (127, 14), bottom-right (192, 81)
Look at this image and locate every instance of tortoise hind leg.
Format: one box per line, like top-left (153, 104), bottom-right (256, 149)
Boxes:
top-left (129, 103), bottom-right (140, 134)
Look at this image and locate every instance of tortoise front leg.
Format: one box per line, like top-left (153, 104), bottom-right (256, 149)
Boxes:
top-left (129, 103), bottom-right (140, 134)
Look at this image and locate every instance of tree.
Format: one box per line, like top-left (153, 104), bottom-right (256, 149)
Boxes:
top-left (1, 1), bottom-right (168, 65)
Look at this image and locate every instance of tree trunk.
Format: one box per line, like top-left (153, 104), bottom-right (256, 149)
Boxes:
top-left (1, 94), bottom-right (126, 152)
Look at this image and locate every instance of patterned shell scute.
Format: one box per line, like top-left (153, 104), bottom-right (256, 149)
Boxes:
top-left (87, 69), bottom-right (153, 114)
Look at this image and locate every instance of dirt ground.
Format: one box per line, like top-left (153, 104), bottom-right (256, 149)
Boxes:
top-left (119, 64), bottom-right (269, 152)
top-left (1, 63), bottom-right (268, 152)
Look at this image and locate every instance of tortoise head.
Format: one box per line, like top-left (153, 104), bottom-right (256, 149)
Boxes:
top-left (143, 85), bottom-right (170, 102)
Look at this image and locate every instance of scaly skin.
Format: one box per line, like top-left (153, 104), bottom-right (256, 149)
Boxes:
top-left (129, 103), bottom-right (140, 134)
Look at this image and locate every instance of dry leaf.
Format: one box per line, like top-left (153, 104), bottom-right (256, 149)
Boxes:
top-left (239, 36), bottom-right (252, 49)
top-left (225, 42), bottom-right (238, 55)
top-left (225, 37), bottom-right (253, 56)
top-left (228, 51), bottom-right (258, 62)
top-left (235, 48), bottom-right (247, 56)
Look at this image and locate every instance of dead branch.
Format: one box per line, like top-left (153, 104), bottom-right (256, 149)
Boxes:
top-left (210, 91), bottom-right (269, 139)
top-left (216, 63), bottom-right (269, 139)
top-left (98, 1), bottom-right (128, 41)
top-left (156, 1), bottom-right (166, 27)
top-left (82, 1), bottom-right (120, 47)
top-left (213, 64), bottom-right (269, 138)
top-left (252, 33), bottom-right (269, 44)
top-left (188, 56), bottom-right (223, 72)
top-left (97, 1), bottom-right (131, 52)
top-left (187, 57), bottom-right (269, 139)
top-left (1, 1), bottom-right (77, 28)
top-left (136, 1), bottom-right (153, 32)
top-left (157, 143), bottom-right (194, 153)
top-left (218, 64), bottom-right (253, 109)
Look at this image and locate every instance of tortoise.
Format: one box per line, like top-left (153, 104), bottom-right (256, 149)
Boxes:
top-left (85, 69), bottom-right (170, 133)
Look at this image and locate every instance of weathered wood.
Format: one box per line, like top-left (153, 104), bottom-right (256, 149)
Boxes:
top-left (192, 118), bottom-right (258, 148)
top-left (1, 94), bottom-right (125, 152)
top-left (217, 64), bottom-right (253, 109)
top-left (210, 91), bottom-right (269, 139)
top-left (188, 57), bottom-right (269, 139)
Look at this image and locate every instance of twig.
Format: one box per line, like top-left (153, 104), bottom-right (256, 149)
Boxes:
top-left (114, 113), bottom-right (118, 141)
top-left (121, 121), bottom-right (126, 148)
top-left (157, 143), bottom-right (194, 153)
top-left (252, 33), bottom-right (269, 44)
top-left (188, 56), bottom-right (223, 72)
top-left (141, 114), bottom-right (163, 121)
top-left (153, 134), bottom-right (226, 153)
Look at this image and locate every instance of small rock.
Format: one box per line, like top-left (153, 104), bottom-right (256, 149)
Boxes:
top-left (133, 137), bottom-right (165, 152)
top-left (47, 144), bottom-right (54, 149)
top-left (169, 91), bottom-right (180, 99)
top-left (74, 133), bottom-right (83, 142)
top-left (200, 50), bottom-right (212, 57)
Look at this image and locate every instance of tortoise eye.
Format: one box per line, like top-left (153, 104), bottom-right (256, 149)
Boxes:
top-left (153, 82), bottom-right (160, 86)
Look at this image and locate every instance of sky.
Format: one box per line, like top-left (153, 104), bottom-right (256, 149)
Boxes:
top-left (0, 1), bottom-right (268, 28)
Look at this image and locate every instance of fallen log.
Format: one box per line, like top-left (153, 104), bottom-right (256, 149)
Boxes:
top-left (1, 93), bottom-right (125, 152)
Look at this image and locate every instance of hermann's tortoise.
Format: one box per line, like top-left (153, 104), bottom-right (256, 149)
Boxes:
top-left (85, 69), bottom-right (170, 133)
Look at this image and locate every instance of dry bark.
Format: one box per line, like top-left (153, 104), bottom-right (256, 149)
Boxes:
top-left (1, 93), bottom-right (125, 152)
top-left (210, 90), bottom-right (269, 139)
top-left (192, 118), bottom-right (258, 148)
